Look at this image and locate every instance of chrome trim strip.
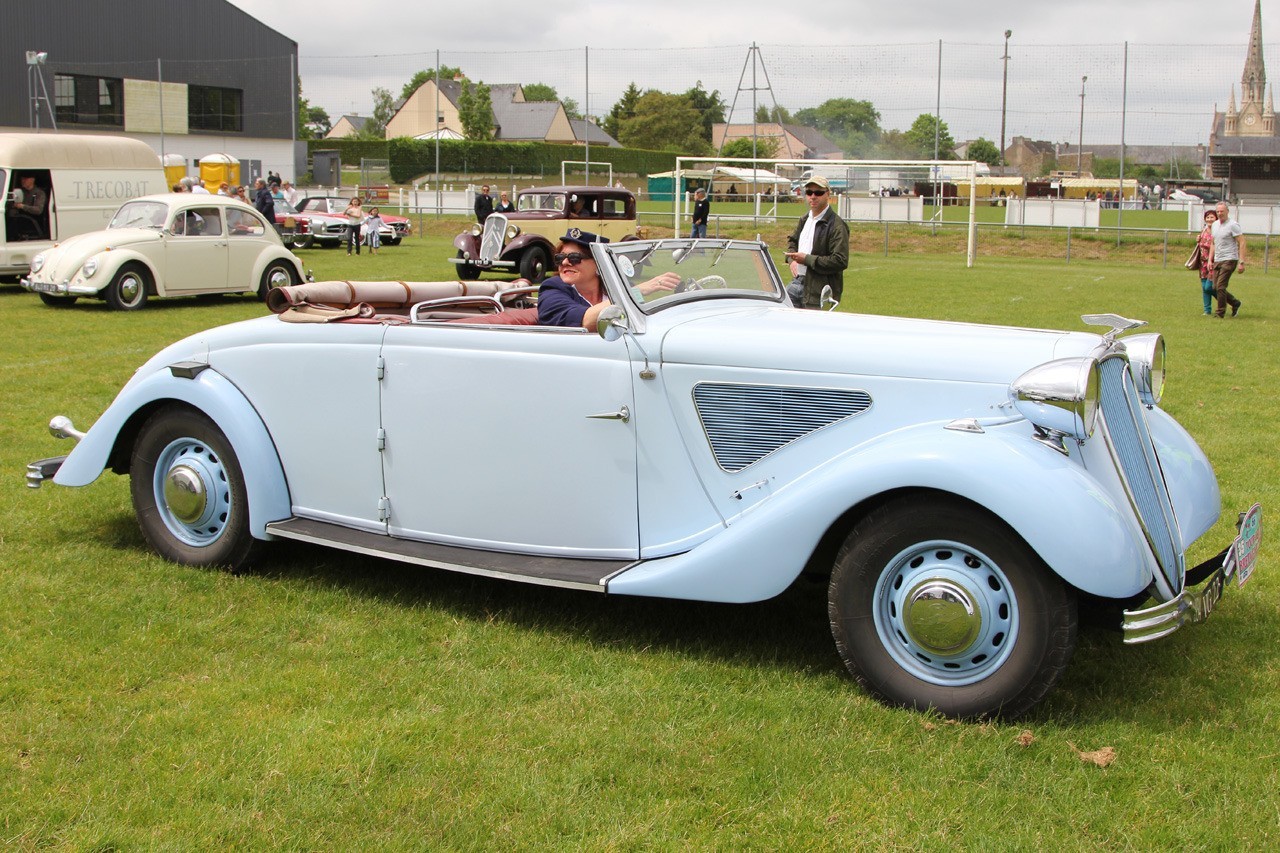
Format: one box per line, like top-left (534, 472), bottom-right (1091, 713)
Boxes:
top-left (25, 456), bottom-right (67, 489)
top-left (1122, 546), bottom-right (1238, 643)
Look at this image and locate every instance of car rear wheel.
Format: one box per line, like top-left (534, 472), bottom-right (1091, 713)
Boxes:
top-left (518, 245), bottom-right (552, 282)
top-left (38, 293), bottom-right (78, 307)
top-left (455, 251), bottom-right (481, 280)
top-left (129, 406), bottom-right (258, 572)
top-left (828, 494), bottom-right (1077, 719)
top-left (258, 260), bottom-right (299, 300)
top-left (388, 237), bottom-right (402, 246)
top-left (285, 233), bottom-right (313, 250)
top-left (104, 263), bottom-right (149, 311)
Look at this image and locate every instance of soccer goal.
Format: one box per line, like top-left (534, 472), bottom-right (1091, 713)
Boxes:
top-left (673, 156), bottom-right (980, 268)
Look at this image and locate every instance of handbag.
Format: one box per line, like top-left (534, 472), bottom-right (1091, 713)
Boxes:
top-left (1185, 245), bottom-right (1202, 270)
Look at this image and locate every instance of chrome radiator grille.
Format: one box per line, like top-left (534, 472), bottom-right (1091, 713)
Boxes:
top-left (693, 383), bottom-right (872, 472)
top-left (479, 213), bottom-right (507, 263)
top-left (1098, 356), bottom-right (1183, 594)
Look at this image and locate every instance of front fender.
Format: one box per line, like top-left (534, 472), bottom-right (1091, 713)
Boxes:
top-left (53, 366), bottom-right (291, 539)
top-left (500, 234), bottom-right (552, 260)
top-left (1146, 406), bottom-right (1220, 548)
top-left (610, 421), bottom-right (1157, 603)
top-left (453, 233), bottom-right (480, 255)
top-left (71, 250), bottom-right (158, 296)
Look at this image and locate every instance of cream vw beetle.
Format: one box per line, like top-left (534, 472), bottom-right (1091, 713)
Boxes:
top-left (26, 238), bottom-right (1262, 718)
top-left (21, 194), bottom-right (306, 309)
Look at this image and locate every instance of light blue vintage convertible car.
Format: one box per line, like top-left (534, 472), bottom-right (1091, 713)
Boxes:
top-left (26, 238), bottom-right (1262, 718)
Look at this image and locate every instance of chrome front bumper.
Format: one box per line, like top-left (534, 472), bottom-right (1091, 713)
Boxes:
top-left (447, 257), bottom-right (515, 269)
top-left (1122, 504), bottom-right (1263, 643)
top-left (20, 277), bottom-right (98, 296)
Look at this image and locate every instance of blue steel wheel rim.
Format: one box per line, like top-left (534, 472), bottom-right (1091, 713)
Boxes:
top-left (871, 539), bottom-right (1019, 687)
top-left (151, 436), bottom-right (232, 548)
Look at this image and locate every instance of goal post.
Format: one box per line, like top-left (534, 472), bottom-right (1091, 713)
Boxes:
top-left (673, 156), bottom-right (979, 268)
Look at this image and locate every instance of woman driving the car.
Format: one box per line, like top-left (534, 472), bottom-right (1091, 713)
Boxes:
top-left (537, 229), bottom-right (680, 329)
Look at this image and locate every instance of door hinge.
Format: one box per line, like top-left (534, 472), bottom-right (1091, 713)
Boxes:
top-left (376, 355), bottom-right (386, 381)
top-left (376, 427), bottom-right (386, 451)
top-left (378, 496), bottom-right (391, 521)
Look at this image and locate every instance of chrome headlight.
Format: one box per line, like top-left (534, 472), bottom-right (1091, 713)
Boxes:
top-left (1011, 356), bottom-right (1101, 441)
top-left (470, 224), bottom-right (483, 237)
top-left (80, 257), bottom-right (100, 278)
top-left (30, 254), bottom-right (46, 274)
top-left (506, 224), bottom-right (520, 240)
top-left (1123, 333), bottom-right (1165, 406)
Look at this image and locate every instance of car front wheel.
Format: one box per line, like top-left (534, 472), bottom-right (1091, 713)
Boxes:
top-left (455, 250), bottom-right (481, 280)
top-left (828, 494), bottom-right (1077, 719)
top-left (129, 406), bottom-right (258, 572)
top-left (38, 293), bottom-right (78, 307)
top-left (518, 246), bottom-right (552, 282)
top-left (258, 260), bottom-right (299, 300)
top-left (104, 263), bottom-right (149, 311)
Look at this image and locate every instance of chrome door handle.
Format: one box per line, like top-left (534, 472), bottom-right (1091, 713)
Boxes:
top-left (586, 405), bottom-right (630, 423)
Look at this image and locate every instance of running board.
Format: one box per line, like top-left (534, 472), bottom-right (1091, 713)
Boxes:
top-left (265, 517), bottom-right (636, 592)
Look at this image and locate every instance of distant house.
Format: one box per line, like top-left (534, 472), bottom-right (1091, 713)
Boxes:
top-left (1003, 136), bottom-right (1057, 178)
top-left (711, 123), bottom-right (843, 160)
top-left (1057, 143), bottom-right (1207, 174)
top-left (383, 80), bottom-right (613, 145)
top-left (325, 115), bottom-right (369, 139)
top-left (570, 118), bottom-right (621, 148)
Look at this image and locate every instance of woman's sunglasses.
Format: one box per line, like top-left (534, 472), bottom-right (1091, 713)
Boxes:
top-left (554, 252), bottom-right (588, 266)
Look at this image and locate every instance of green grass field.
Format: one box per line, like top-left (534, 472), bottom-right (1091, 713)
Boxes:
top-left (2, 230), bottom-right (1276, 847)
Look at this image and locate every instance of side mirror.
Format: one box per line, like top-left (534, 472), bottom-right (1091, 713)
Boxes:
top-left (820, 284), bottom-right (839, 312)
top-left (596, 305), bottom-right (629, 341)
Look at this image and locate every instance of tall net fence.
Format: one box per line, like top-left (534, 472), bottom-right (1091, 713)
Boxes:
top-left (300, 42), bottom-right (1252, 149)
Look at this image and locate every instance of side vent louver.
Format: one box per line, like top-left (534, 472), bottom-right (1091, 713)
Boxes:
top-left (693, 383), bottom-right (872, 472)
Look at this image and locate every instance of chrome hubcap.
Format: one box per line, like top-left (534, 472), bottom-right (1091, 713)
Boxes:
top-left (267, 267), bottom-right (290, 289)
top-left (902, 579), bottom-right (981, 654)
top-left (120, 274), bottom-right (141, 303)
top-left (163, 464), bottom-right (207, 524)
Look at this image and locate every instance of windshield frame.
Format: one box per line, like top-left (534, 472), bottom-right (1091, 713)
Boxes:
top-left (597, 238), bottom-right (787, 318)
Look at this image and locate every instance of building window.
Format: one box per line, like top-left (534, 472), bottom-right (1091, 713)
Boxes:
top-left (54, 74), bottom-right (123, 127)
top-left (189, 86), bottom-right (243, 133)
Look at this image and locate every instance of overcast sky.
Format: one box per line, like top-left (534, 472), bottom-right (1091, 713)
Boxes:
top-left (224, 0), bottom-right (1277, 147)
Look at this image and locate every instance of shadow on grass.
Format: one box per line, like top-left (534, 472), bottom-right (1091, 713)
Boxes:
top-left (93, 511), bottom-right (1274, 725)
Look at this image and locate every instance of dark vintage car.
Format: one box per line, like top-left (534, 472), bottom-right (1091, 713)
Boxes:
top-left (450, 185), bottom-right (642, 282)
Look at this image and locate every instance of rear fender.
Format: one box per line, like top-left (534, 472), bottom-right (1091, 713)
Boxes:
top-left (610, 422), bottom-right (1156, 603)
top-left (53, 366), bottom-right (291, 538)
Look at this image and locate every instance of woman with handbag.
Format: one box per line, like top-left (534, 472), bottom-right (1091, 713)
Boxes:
top-left (1193, 208), bottom-right (1217, 315)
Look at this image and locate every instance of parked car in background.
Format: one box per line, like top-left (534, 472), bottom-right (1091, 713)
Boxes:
top-left (269, 199), bottom-right (314, 250)
top-left (295, 196), bottom-right (410, 245)
top-left (450, 185), bottom-right (642, 282)
top-left (25, 237), bottom-right (1261, 718)
top-left (20, 194), bottom-right (306, 309)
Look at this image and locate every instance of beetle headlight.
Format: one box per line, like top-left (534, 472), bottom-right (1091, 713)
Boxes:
top-left (1011, 356), bottom-right (1101, 441)
top-left (1123, 333), bottom-right (1165, 406)
top-left (30, 254), bottom-right (46, 274)
top-left (506, 224), bottom-right (520, 240)
top-left (470, 224), bottom-right (483, 237)
top-left (80, 257), bottom-right (100, 278)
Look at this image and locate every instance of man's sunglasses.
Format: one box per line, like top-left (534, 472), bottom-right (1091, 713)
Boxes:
top-left (554, 251), bottom-right (588, 266)
top-left (805, 188), bottom-right (827, 196)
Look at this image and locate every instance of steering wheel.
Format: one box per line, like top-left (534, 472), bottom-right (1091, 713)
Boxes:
top-left (676, 274), bottom-right (729, 293)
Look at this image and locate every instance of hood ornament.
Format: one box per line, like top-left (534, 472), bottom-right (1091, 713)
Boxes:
top-left (1081, 313), bottom-right (1147, 341)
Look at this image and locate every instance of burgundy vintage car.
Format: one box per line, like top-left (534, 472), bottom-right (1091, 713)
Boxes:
top-left (450, 185), bottom-right (641, 282)
top-left (296, 196), bottom-right (411, 245)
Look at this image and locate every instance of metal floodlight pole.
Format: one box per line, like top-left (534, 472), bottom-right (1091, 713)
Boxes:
top-left (26, 50), bottom-right (56, 130)
top-left (1000, 30), bottom-right (1012, 169)
top-left (1078, 75), bottom-right (1088, 177)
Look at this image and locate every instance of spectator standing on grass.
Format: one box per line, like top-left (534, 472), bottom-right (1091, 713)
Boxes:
top-left (1195, 208), bottom-right (1218, 316)
top-left (474, 184), bottom-right (494, 224)
top-left (783, 175), bottom-right (849, 310)
top-left (282, 181), bottom-right (300, 206)
top-left (343, 197), bottom-right (364, 255)
top-left (690, 188), bottom-right (710, 239)
top-left (495, 191), bottom-right (515, 214)
top-left (253, 178), bottom-right (274, 221)
top-left (1210, 201), bottom-right (1245, 318)
top-left (363, 207), bottom-right (384, 255)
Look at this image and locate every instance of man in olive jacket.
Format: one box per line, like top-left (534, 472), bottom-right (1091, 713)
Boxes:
top-left (784, 175), bottom-right (849, 309)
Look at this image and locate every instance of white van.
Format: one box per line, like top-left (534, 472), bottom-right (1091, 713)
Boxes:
top-left (2, 133), bottom-right (166, 277)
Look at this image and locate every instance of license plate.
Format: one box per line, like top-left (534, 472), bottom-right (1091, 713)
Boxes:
top-left (29, 281), bottom-right (61, 294)
top-left (1236, 503), bottom-right (1263, 587)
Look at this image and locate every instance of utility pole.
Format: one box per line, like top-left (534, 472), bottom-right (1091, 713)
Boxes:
top-left (1077, 75), bottom-right (1088, 177)
top-left (1000, 30), bottom-right (1012, 169)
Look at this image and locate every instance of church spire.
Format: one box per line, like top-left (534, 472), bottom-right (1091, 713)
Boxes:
top-left (1242, 0), bottom-right (1267, 106)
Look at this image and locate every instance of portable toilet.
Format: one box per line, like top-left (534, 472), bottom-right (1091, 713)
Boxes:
top-left (199, 153), bottom-right (240, 192)
top-left (163, 153), bottom-right (187, 189)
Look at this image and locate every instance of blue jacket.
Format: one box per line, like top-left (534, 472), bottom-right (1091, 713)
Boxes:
top-left (537, 276), bottom-right (592, 327)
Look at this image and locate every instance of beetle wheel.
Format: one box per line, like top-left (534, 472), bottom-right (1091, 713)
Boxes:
top-left (828, 494), bottom-right (1076, 719)
top-left (258, 260), bottom-right (299, 300)
top-left (104, 263), bottom-right (150, 311)
top-left (129, 406), bottom-right (259, 572)
top-left (38, 293), bottom-right (78, 307)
